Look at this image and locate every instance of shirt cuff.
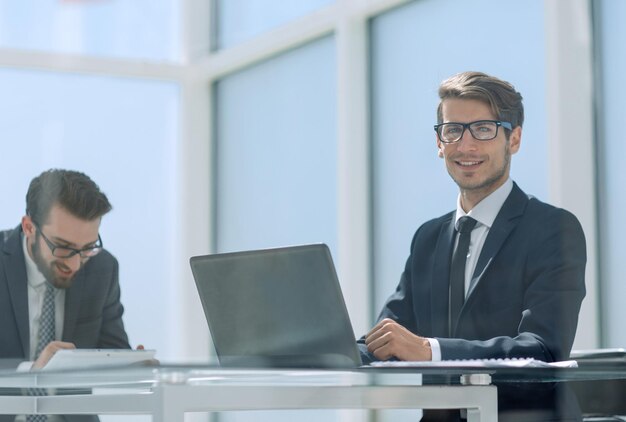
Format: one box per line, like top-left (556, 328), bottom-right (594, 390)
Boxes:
top-left (427, 338), bottom-right (441, 361)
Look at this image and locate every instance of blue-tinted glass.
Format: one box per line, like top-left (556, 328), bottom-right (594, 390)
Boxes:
top-left (370, 0), bottom-right (547, 320)
top-left (0, 0), bottom-right (179, 61)
top-left (214, 35), bottom-right (338, 422)
top-left (215, 36), bottom-right (337, 255)
top-left (0, 68), bottom-right (179, 362)
top-left (215, 0), bottom-right (334, 49)
top-left (595, 0), bottom-right (626, 348)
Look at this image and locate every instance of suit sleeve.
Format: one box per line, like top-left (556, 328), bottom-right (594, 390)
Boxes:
top-left (437, 207), bottom-right (587, 362)
top-left (357, 230), bottom-right (421, 364)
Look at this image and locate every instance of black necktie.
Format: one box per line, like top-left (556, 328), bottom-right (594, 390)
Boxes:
top-left (449, 216), bottom-right (477, 337)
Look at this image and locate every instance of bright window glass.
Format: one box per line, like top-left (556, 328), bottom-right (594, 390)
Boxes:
top-left (0, 68), bottom-right (180, 364)
top-left (214, 0), bottom-right (334, 49)
top-left (0, 0), bottom-right (179, 61)
top-left (215, 36), bottom-right (337, 256)
top-left (594, 0), bottom-right (626, 348)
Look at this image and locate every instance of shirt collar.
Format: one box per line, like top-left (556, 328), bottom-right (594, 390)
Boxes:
top-left (22, 232), bottom-right (47, 289)
top-left (455, 178), bottom-right (513, 230)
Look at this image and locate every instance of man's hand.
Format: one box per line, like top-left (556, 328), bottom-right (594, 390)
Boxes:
top-left (365, 318), bottom-right (432, 361)
top-left (32, 341), bottom-right (76, 370)
top-left (135, 344), bottom-right (160, 366)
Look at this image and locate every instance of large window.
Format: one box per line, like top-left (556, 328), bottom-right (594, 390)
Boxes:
top-left (594, 0), bottom-right (626, 348)
top-left (214, 0), bottom-right (334, 49)
top-left (0, 0), bottom-right (179, 61)
top-left (215, 37), bottom-right (338, 256)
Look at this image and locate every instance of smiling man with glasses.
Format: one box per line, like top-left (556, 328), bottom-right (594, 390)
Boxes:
top-left (360, 72), bottom-right (587, 421)
top-left (0, 169), bottom-right (132, 422)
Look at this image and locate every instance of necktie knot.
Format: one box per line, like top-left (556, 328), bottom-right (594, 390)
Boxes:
top-left (44, 282), bottom-right (55, 295)
top-left (457, 216), bottom-right (477, 234)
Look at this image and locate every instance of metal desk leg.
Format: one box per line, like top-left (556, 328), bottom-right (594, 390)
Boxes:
top-left (461, 374), bottom-right (498, 422)
top-left (153, 384), bottom-right (185, 422)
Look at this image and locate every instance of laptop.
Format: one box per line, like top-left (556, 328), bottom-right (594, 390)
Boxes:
top-left (190, 243), bottom-right (363, 369)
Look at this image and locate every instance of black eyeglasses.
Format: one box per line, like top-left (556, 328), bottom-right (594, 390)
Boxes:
top-left (33, 222), bottom-right (103, 259)
top-left (434, 120), bottom-right (512, 144)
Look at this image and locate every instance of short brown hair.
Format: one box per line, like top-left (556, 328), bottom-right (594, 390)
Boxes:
top-left (436, 71), bottom-right (524, 129)
top-left (26, 169), bottom-right (112, 224)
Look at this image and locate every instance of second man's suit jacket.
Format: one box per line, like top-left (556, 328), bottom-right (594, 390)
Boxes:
top-left (0, 225), bottom-right (131, 422)
top-left (358, 183), bottom-right (587, 419)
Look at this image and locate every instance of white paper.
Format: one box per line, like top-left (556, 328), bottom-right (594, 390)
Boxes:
top-left (370, 358), bottom-right (578, 368)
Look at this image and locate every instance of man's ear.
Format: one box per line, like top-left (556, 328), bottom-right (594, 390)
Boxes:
top-left (21, 216), bottom-right (36, 237)
top-left (437, 138), bottom-right (444, 158)
top-left (509, 126), bottom-right (522, 154)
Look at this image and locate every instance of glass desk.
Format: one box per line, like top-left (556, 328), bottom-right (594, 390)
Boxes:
top-left (0, 363), bottom-right (625, 422)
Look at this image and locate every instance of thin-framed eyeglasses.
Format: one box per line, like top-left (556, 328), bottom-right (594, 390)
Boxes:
top-left (32, 221), bottom-right (103, 259)
top-left (434, 120), bottom-right (512, 144)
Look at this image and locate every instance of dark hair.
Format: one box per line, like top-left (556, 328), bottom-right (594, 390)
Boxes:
top-left (436, 71), bottom-right (524, 129)
top-left (26, 169), bottom-right (112, 224)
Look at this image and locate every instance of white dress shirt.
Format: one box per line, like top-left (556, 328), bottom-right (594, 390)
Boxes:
top-left (428, 178), bottom-right (513, 361)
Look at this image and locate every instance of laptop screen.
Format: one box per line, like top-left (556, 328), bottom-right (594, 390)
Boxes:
top-left (190, 244), bottom-right (362, 368)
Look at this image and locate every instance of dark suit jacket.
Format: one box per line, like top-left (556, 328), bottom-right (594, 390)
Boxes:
top-left (0, 225), bottom-right (131, 422)
top-left (359, 183), bottom-right (587, 420)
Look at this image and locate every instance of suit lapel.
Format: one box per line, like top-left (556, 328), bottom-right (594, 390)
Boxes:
top-left (62, 270), bottom-right (84, 342)
top-left (431, 213), bottom-right (456, 337)
top-left (466, 183), bottom-right (528, 299)
top-left (3, 227), bottom-right (31, 357)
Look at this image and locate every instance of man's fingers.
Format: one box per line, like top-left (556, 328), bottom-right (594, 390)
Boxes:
top-left (365, 319), bottom-right (431, 362)
top-left (367, 331), bottom-right (389, 351)
top-left (370, 340), bottom-right (395, 361)
top-left (367, 332), bottom-right (400, 361)
top-left (365, 318), bottom-right (395, 338)
top-left (42, 341), bottom-right (76, 356)
top-left (32, 341), bottom-right (76, 369)
top-left (365, 319), bottom-right (398, 344)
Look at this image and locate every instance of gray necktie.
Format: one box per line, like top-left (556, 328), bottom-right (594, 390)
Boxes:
top-left (27, 282), bottom-right (56, 422)
top-left (449, 216), bottom-right (477, 337)
top-left (35, 282), bottom-right (56, 359)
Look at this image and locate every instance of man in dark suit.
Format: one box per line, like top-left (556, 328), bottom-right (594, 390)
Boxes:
top-left (0, 169), bottom-right (131, 422)
top-left (360, 72), bottom-right (586, 420)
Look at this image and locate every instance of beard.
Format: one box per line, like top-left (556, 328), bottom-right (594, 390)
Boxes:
top-left (31, 235), bottom-right (81, 289)
top-left (448, 141), bottom-right (511, 193)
